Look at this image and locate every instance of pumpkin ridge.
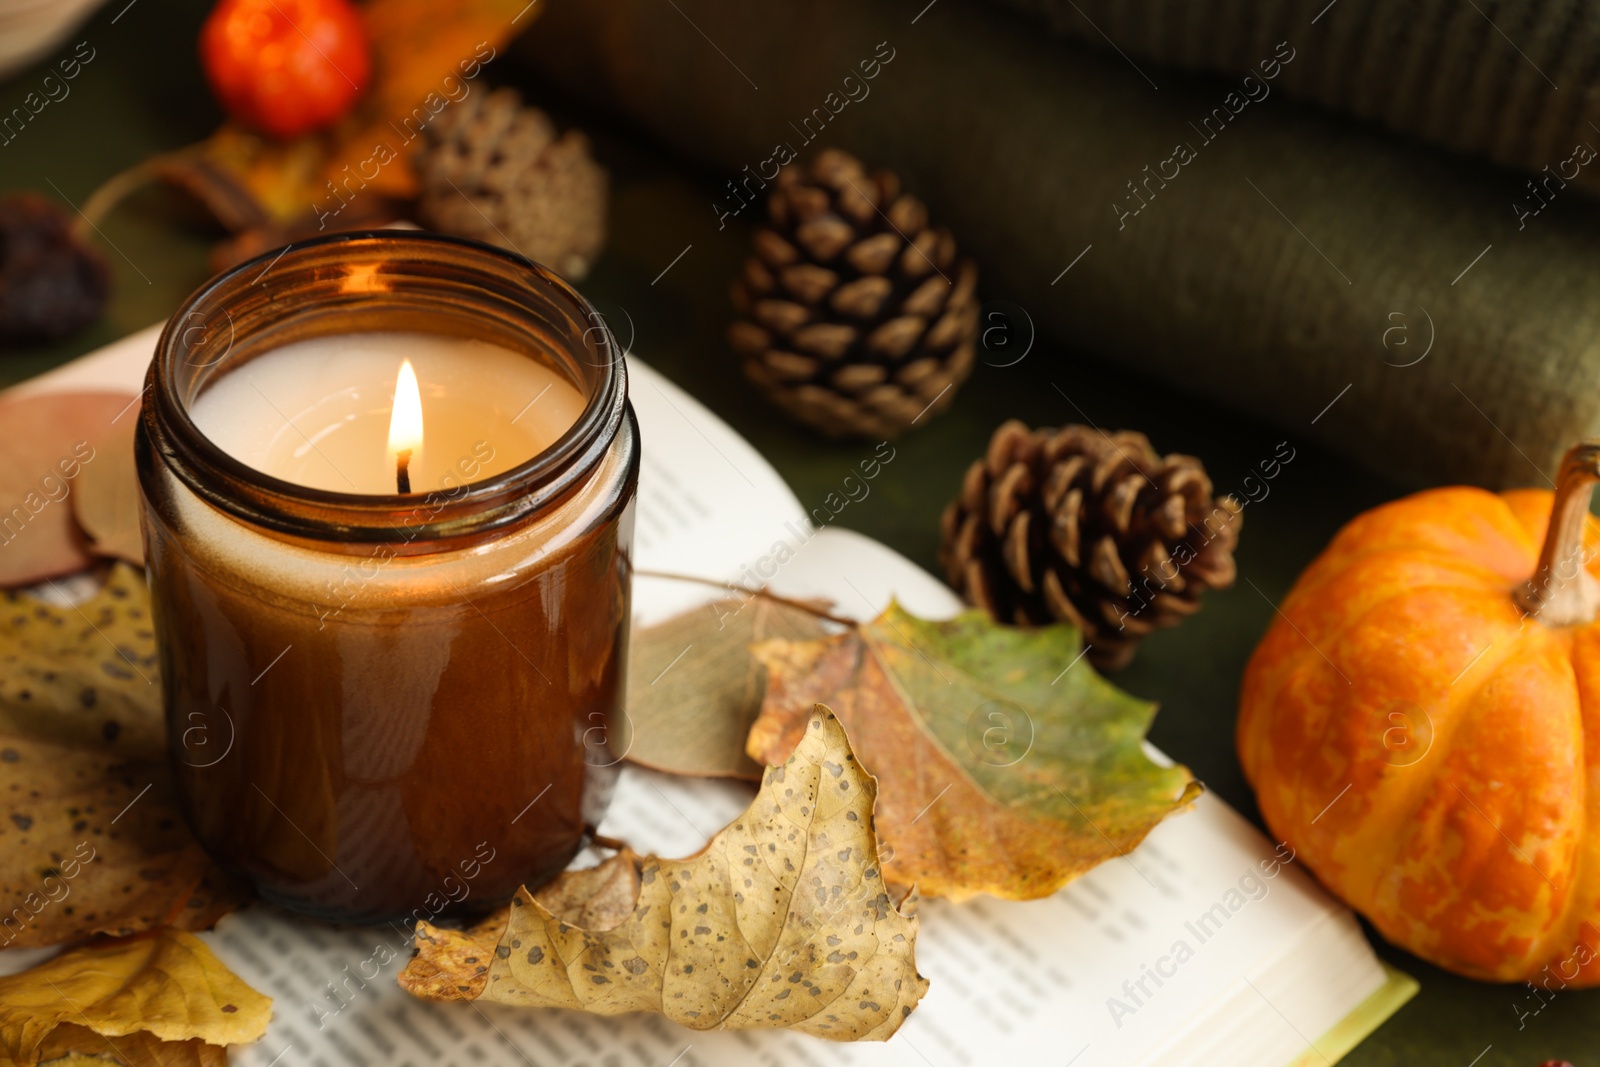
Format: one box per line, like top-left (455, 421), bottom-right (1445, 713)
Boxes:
top-left (1355, 633), bottom-right (1564, 969)
top-left (1530, 626), bottom-right (1600, 980)
top-left (1279, 489), bottom-right (1538, 600)
top-left (1251, 576), bottom-right (1535, 956)
top-left (1248, 569), bottom-right (1513, 769)
top-left (1294, 591), bottom-right (1523, 906)
top-left (1279, 546), bottom-right (1527, 622)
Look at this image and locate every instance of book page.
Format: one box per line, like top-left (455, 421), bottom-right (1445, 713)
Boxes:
top-left (2, 334), bottom-right (1388, 1067)
top-left (623, 363), bottom-right (812, 626)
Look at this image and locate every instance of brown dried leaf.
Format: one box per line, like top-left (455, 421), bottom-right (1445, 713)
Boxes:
top-left (747, 603), bottom-right (1201, 902)
top-left (71, 408), bottom-right (142, 566)
top-left (0, 929), bottom-right (269, 1064)
top-left (623, 596), bottom-right (831, 779)
top-left (0, 392), bottom-right (136, 588)
top-left (401, 707), bottom-right (927, 1041)
top-left (0, 565), bottom-right (248, 949)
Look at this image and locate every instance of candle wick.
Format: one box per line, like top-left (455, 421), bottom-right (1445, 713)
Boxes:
top-left (396, 449), bottom-right (412, 495)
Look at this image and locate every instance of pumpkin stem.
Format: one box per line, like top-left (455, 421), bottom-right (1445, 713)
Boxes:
top-left (1515, 441), bottom-right (1600, 626)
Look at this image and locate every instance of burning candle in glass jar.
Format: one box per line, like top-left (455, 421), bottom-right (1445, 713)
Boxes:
top-left (140, 233), bottom-right (638, 924)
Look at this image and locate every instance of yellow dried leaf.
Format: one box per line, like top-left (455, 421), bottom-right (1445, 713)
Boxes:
top-left (0, 929), bottom-right (269, 1064)
top-left (401, 707), bottom-right (927, 1041)
top-left (531, 848), bottom-right (642, 932)
top-left (0, 566), bottom-right (247, 949)
top-left (24, 1022), bottom-right (225, 1067)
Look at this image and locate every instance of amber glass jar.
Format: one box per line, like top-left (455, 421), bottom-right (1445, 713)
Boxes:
top-left (137, 232), bottom-right (637, 924)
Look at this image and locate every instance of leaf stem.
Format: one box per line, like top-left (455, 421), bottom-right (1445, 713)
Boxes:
top-left (633, 568), bottom-right (860, 627)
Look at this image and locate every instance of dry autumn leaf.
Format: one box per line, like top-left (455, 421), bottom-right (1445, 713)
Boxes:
top-left (747, 603), bottom-right (1202, 902)
top-left (0, 392), bottom-right (136, 588)
top-left (16, 1023), bottom-right (225, 1067)
top-left (71, 408), bottom-right (143, 567)
top-left (0, 565), bottom-right (246, 949)
top-left (623, 596), bottom-right (832, 779)
top-left (0, 928), bottom-right (270, 1066)
top-left (401, 706), bottom-right (928, 1041)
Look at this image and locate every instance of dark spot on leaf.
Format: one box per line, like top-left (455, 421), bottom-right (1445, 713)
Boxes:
top-left (527, 946), bottom-right (544, 964)
top-left (623, 957), bottom-right (647, 974)
top-left (10, 814), bottom-right (31, 831)
top-left (0, 749), bottom-right (18, 763)
top-left (495, 945), bottom-right (510, 959)
top-left (102, 720), bottom-right (120, 742)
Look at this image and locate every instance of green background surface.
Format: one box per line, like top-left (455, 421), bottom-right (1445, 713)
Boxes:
top-left (0, 3), bottom-right (1594, 1063)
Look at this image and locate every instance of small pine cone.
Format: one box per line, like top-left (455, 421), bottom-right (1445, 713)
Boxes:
top-left (728, 147), bottom-right (978, 440)
top-left (0, 193), bottom-right (108, 343)
top-left (414, 87), bottom-right (606, 280)
top-left (939, 420), bottom-right (1243, 670)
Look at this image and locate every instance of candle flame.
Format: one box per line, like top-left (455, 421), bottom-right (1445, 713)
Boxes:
top-left (387, 359), bottom-right (423, 459)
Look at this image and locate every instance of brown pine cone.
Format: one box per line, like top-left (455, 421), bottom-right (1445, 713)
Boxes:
top-left (940, 420), bottom-right (1243, 670)
top-left (0, 193), bottom-right (108, 343)
top-left (414, 88), bottom-right (607, 280)
top-left (728, 148), bottom-right (978, 439)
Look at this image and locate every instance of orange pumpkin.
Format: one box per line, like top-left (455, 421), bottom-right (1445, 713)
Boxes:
top-left (1238, 443), bottom-right (1600, 986)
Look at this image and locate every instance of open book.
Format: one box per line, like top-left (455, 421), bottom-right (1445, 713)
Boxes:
top-left (4, 326), bottom-right (1416, 1067)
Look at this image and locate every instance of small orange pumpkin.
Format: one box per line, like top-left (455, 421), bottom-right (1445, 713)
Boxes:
top-left (1239, 442), bottom-right (1600, 986)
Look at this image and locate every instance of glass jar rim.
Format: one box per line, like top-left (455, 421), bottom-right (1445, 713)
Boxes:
top-left (142, 230), bottom-right (628, 546)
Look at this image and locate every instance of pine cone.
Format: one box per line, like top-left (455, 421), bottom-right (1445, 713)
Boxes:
top-left (414, 88), bottom-right (606, 280)
top-left (940, 420), bottom-right (1243, 670)
top-left (728, 148), bottom-right (978, 439)
top-left (0, 193), bottom-right (108, 343)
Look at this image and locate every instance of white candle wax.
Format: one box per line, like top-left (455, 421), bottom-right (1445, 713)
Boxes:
top-left (190, 332), bottom-right (586, 494)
